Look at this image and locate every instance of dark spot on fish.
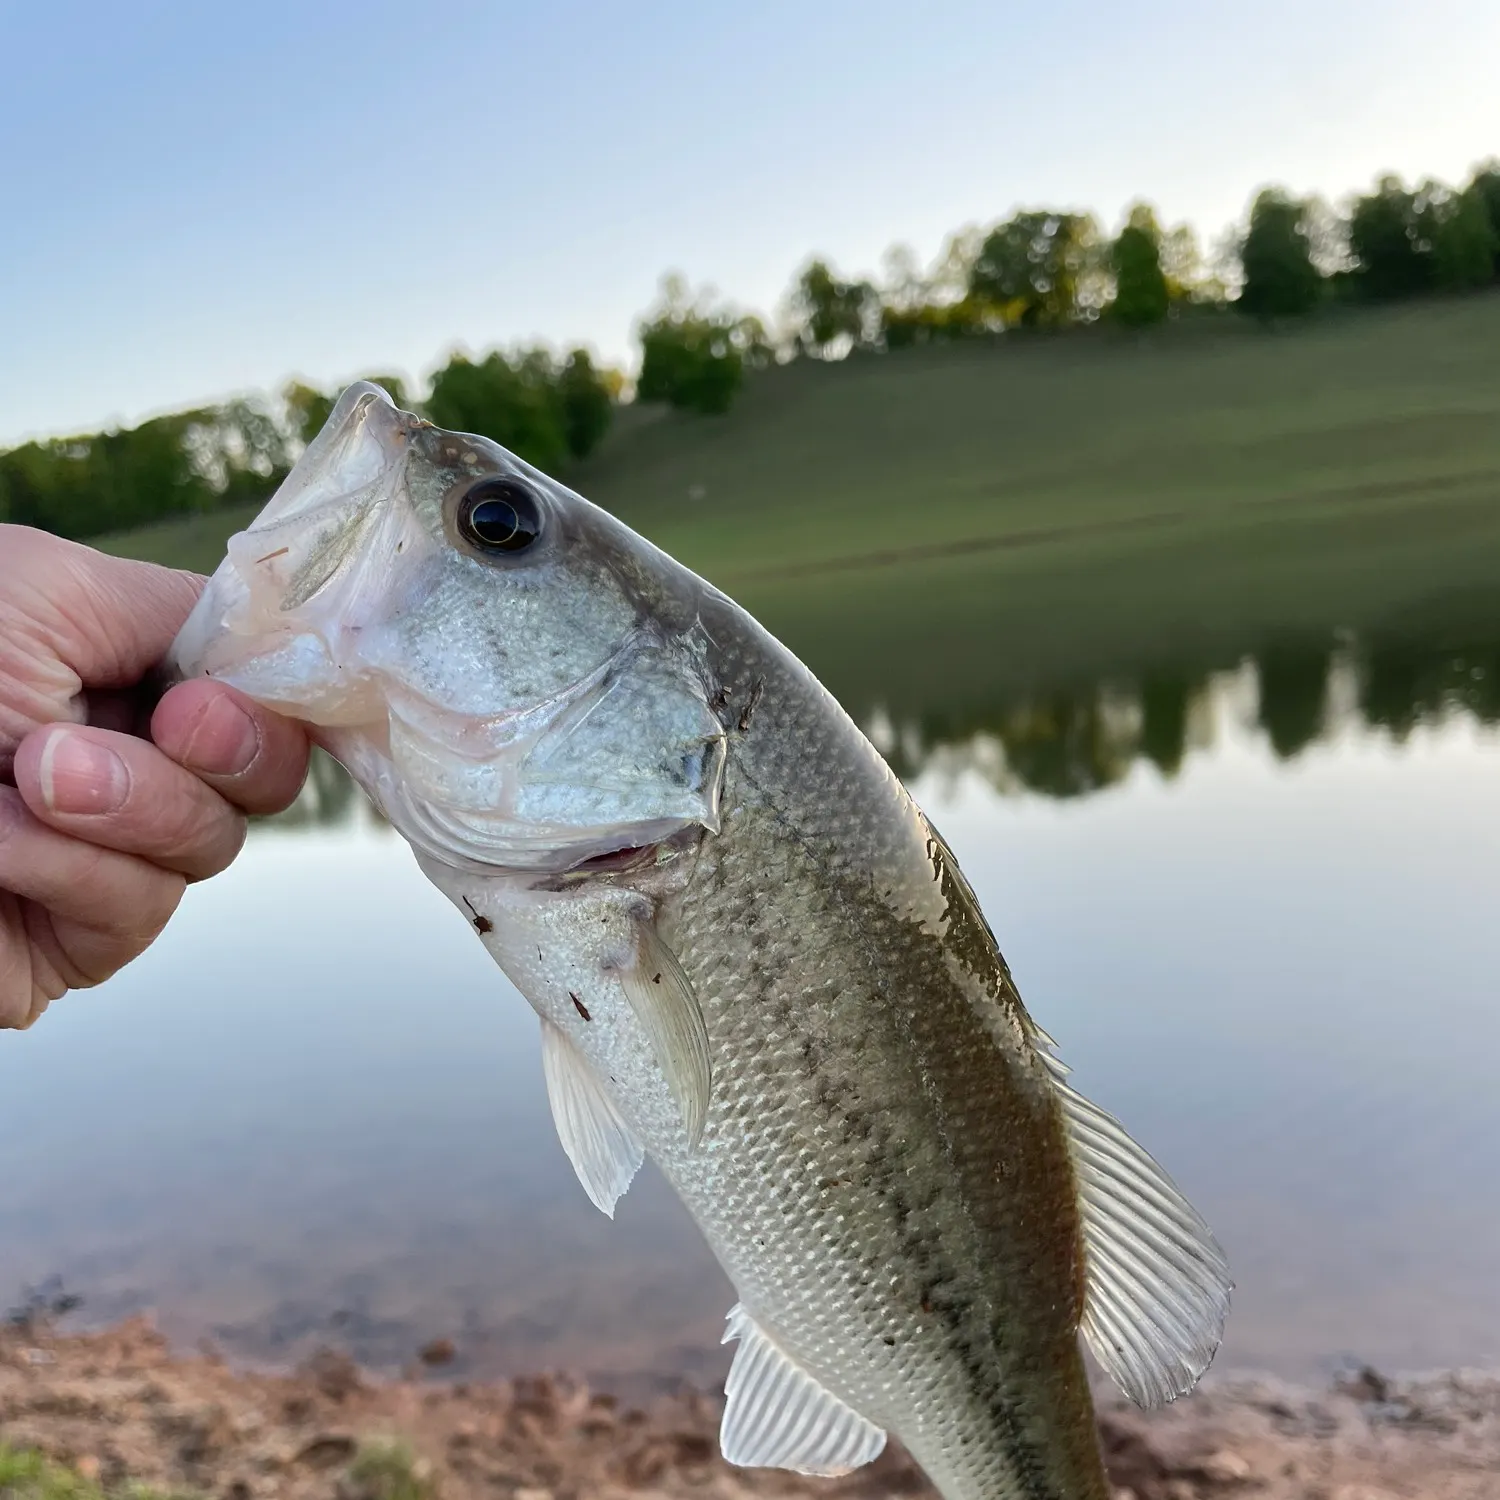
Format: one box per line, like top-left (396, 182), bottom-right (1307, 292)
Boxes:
top-left (538, 946), bottom-right (543, 961)
top-left (920, 1294), bottom-right (934, 1315)
top-left (570, 992), bottom-right (591, 1022)
top-left (889, 1189), bottom-right (911, 1230)
top-left (817, 1177), bottom-right (850, 1191)
top-left (710, 685), bottom-right (730, 713)
top-left (651, 972), bottom-right (662, 985)
top-left (461, 896), bottom-right (493, 935)
top-left (882, 1336), bottom-right (896, 1347)
top-left (737, 678), bottom-right (766, 732)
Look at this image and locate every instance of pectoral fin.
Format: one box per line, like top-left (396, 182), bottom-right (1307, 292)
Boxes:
top-left (1040, 1046), bottom-right (1233, 1407)
top-left (540, 1017), bottom-right (644, 1217)
top-left (620, 922), bottom-right (712, 1145)
top-left (720, 1304), bottom-right (886, 1476)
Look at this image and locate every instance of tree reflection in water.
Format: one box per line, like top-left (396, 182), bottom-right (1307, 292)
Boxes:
top-left (260, 626), bottom-right (1500, 831)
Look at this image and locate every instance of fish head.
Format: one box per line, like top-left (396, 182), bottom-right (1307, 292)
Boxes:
top-left (169, 382), bottom-right (726, 874)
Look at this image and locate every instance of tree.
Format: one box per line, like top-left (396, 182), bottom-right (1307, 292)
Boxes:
top-left (1110, 204), bottom-right (1169, 327)
top-left (425, 349), bottom-right (569, 471)
top-left (636, 275), bottom-right (754, 415)
top-left (1432, 186), bottom-right (1498, 291)
top-left (1348, 176), bottom-right (1432, 300)
top-left (1470, 162), bottom-right (1500, 278)
top-left (556, 348), bottom-right (615, 459)
top-left (786, 258), bottom-right (878, 358)
top-left (968, 210), bottom-right (1100, 327)
top-left (1238, 189), bottom-right (1322, 319)
top-left (1160, 222), bottom-right (1205, 303)
top-left (876, 239), bottom-right (985, 347)
top-left (282, 382), bottom-right (336, 446)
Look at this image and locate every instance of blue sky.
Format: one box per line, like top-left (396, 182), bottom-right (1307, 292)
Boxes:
top-left (2, 0), bottom-right (1497, 445)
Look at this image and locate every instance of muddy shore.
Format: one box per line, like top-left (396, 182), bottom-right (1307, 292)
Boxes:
top-left (0, 1318), bottom-right (1495, 1498)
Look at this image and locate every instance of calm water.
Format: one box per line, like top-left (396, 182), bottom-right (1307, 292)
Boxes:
top-left (3, 635), bottom-right (1500, 1392)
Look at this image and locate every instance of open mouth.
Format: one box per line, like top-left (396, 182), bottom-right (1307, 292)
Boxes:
top-left (548, 824), bottom-right (704, 885)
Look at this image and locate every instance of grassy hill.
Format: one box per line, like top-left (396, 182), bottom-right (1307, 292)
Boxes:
top-left (99, 296), bottom-right (1500, 723)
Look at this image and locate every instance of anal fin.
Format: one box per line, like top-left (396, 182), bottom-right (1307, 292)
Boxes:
top-left (720, 1304), bottom-right (885, 1476)
top-left (540, 1017), bottom-right (644, 1218)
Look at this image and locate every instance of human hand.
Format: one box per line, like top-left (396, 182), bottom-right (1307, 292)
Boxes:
top-left (0, 525), bottom-right (311, 1029)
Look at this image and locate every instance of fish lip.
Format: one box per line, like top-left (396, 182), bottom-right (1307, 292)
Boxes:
top-left (166, 380), bottom-right (422, 694)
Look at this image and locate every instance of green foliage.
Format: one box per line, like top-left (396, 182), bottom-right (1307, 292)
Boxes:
top-left (425, 349), bottom-right (570, 471)
top-left (787, 259), bottom-right (879, 357)
top-left (556, 348), bottom-right (616, 459)
top-left (0, 401), bottom-right (287, 540)
top-left (1432, 186), bottom-right (1498, 291)
top-left (636, 275), bottom-right (754, 415)
top-left (1471, 162), bottom-right (1500, 277)
top-left (340, 1440), bottom-right (434, 1500)
top-left (880, 299), bottom-right (986, 347)
top-left (282, 381), bottom-right (336, 445)
top-left (1238, 188), bottom-right (1322, 319)
top-left (0, 1442), bottom-right (193, 1499)
top-left (968, 210), bottom-right (1101, 327)
top-left (1348, 175), bottom-right (1434, 300)
top-left (1110, 207), bottom-right (1170, 327)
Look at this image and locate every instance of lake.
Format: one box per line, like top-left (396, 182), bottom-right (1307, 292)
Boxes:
top-left (2, 629), bottom-right (1499, 1395)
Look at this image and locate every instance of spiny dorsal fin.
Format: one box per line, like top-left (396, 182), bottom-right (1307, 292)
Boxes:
top-left (720, 1304), bottom-right (886, 1476)
top-left (539, 1017), bottom-right (644, 1217)
top-left (1039, 1045), bottom-right (1233, 1407)
top-left (620, 922), bottom-right (712, 1145)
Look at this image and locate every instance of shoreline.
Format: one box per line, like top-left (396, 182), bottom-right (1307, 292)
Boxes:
top-left (1, 1318), bottom-right (1497, 1498)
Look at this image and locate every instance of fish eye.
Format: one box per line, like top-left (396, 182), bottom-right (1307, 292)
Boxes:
top-left (455, 477), bottom-right (543, 555)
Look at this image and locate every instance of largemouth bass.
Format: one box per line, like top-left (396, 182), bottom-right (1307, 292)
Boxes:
top-left (169, 383), bottom-right (1230, 1500)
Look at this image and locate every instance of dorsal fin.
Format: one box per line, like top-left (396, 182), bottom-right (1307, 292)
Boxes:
top-left (1039, 1044), bottom-right (1233, 1407)
top-left (720, 1304), bottom-right (886, 1476)
top-left (539, 1017), bottom-right (644, 1217)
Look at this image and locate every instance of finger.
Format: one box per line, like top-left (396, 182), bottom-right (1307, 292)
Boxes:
top-left (0, 787), bottom-right (185, 1025)
top-left (0, 525), bottom-right (205, 691)
top-left (13, 724), bottom-right (247, 881)
top-left (0, 891), bottom-right (57, 1030)
top-left (151, 680), bottom-right (311, 817)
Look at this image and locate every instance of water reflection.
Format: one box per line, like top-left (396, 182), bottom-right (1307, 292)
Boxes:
top-left (3, 619), bottom-right (1499, 1392)
top-left (269, 626), bottom-right (1500, 828)
top-left (872, 628), bottom-right (1500, 801)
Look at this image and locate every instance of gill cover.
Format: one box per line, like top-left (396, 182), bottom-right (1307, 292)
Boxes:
top-left (169, 381), bottom-right (728, 875)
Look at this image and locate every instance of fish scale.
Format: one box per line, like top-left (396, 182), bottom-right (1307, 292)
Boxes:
top-left (169, 382), bottom-right (1231, 1500)
top-left (624, 623), bottom-right (1112, 1500)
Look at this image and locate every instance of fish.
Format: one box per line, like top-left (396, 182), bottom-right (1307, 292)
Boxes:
top-left (168, 382), bottom-right (1231, 1500)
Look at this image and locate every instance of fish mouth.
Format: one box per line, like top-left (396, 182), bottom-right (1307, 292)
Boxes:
top-left (168, 381), bottom-right (431, 722)
top-left (527, 826), bottom-right (703, 891)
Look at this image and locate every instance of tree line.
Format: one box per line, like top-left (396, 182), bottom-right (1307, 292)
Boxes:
top-left (4, 156), bottom-right (1496, 542)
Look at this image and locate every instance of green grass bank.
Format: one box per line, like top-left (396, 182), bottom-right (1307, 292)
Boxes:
top-left (99, 296), bottom-right (1500, 724)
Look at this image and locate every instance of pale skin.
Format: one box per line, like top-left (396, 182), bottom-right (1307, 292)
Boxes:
top-left (0, 524), bottom-right (312, 1029)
